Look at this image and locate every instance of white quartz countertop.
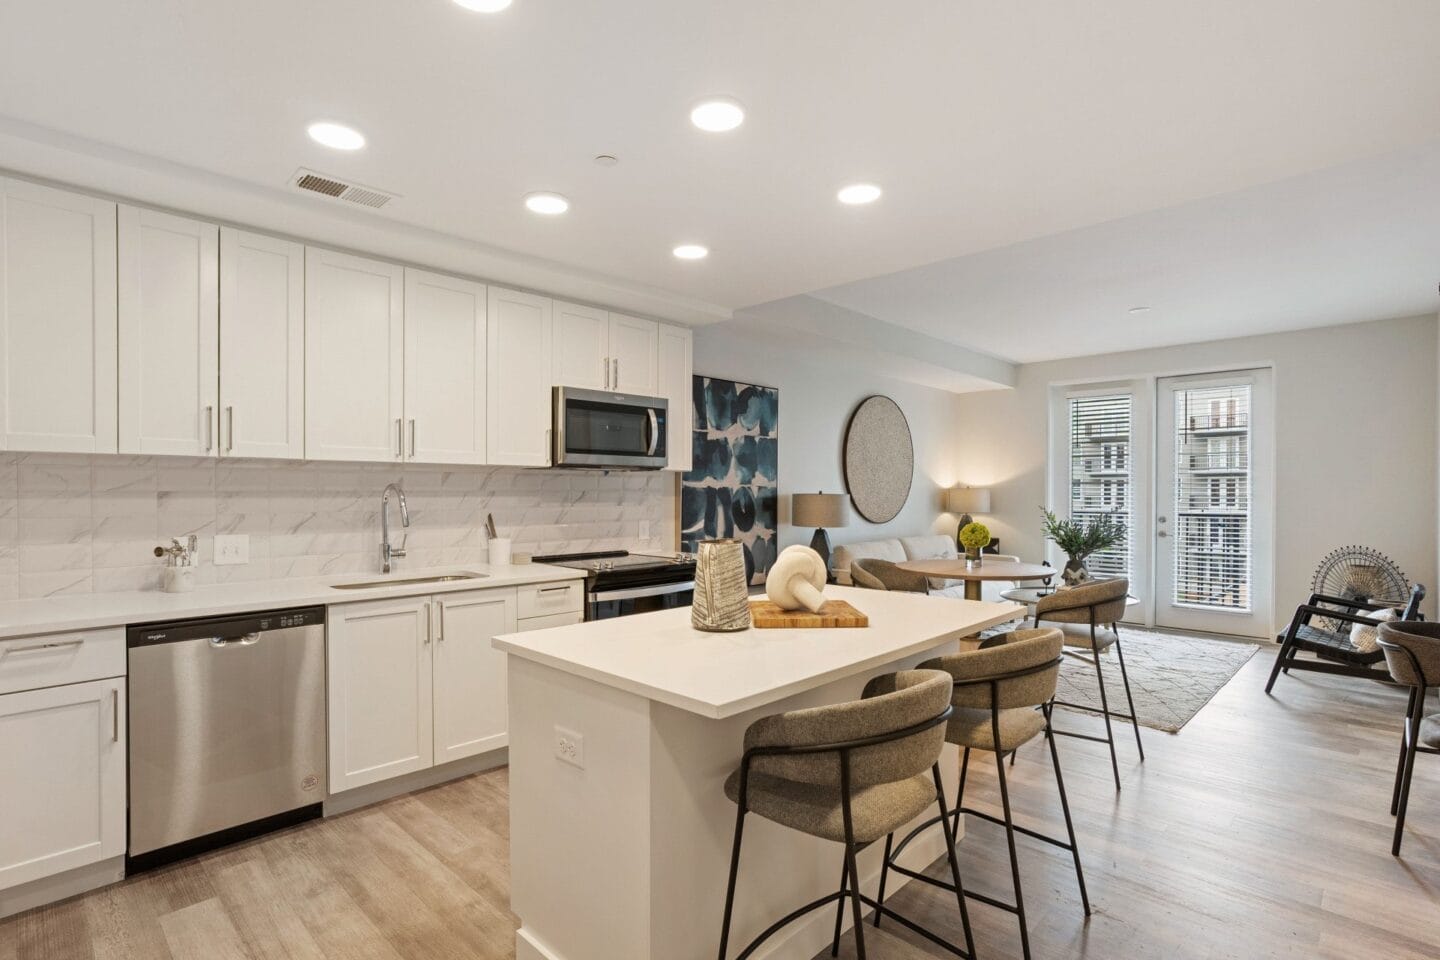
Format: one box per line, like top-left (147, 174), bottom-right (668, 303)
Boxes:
top-left (493, 586), bottom-right (1025, 719)
top-left (0, 562), bottom-right (586, 639)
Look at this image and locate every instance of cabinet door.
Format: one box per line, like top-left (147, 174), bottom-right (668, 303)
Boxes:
top-left (403, 269), bottom-right (487, 465)
top-left (433, 588), bottom-right (516, 764)
top-left (551, 301), bottom-right (609, 390)
top-left (657, 323), bottom-right (694, 472)
top-left (608, 313), bottom-right (658, 395)
top-left (0, 678), bottom-right (125, 891)
top-left (118, 206), bottom-right (219, 456)
top-left (305, 248), bottom-right (404, 462)
top-left (486, 287), bottom-right (552, 466)
top-left (0, 179), bottom-right (117, 454)
top-left (219, 228), bottom-right (305, 459)
top-left (327, 597), bottom-right (434, 793)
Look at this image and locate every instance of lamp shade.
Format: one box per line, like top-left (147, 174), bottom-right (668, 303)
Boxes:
top-left (946, 486), bottom-right (991, 515)
top-left (792, 492), bottom-right (849, 528)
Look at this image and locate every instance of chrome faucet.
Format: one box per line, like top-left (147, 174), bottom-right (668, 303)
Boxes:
top-left (381, 483), bottom-right (410, 573)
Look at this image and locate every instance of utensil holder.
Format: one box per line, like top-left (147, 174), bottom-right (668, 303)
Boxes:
top-left (692, 539), bottom-right (751, 632)
top-left (489, 537), bottom-right (513, 566)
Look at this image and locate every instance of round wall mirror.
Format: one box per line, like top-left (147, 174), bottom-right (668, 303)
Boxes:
top-left (843, 395), bottom-right (914, 523)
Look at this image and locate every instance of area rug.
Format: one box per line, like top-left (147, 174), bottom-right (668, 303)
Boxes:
top-left (1051, 626), bottom-right (1259, 733)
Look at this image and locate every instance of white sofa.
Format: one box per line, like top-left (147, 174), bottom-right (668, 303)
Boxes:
top-left (831, 534), bottom-right (1022, 603)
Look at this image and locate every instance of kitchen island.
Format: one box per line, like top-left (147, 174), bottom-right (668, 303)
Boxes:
top-left (494, 586), bottom-right (1024, 960)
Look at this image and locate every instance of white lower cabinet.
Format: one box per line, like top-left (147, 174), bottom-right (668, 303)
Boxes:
top-left (328, 584), bottom-right (578, 794)
top-left (0, 677), bottom-right (126, 892)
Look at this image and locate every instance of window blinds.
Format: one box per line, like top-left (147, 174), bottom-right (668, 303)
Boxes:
top-left (1067, 394), bottom-right (1132, 579)
top-left (1171, 384), bottom-right (1251, 610)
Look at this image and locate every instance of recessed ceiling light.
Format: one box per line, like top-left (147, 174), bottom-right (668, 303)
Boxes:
top-left (307, 121), bottom-right (366, 151)
top-left (524, 192), bottom-right (570, 215)
top-left (1128, 306), bottom-right (1152, 315)
top-left (837, 183), bottom-right (882, 205)
top-left (672, 244), bottom-right (709, 260)
top-left (690, 97), bottom-right (745, 132)
top-left (453, 0), bottom-right (512, 11)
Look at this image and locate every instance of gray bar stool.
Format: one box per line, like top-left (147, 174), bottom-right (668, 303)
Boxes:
top-left (716, 669), bottom-right (975, 960)
top-left (1033, 577), bottom-right (1143, 790)
top-left (876, 628), bottom-right (1088, 960)
top-left (1376, 620), bottom-right (1440, 856)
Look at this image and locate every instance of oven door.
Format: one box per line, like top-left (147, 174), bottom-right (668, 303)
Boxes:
top-left (588, 582), bottom-right (695, 620)
top-left (554, 386), bottom-right (668, 469)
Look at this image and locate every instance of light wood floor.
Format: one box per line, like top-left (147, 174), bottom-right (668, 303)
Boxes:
top-left (2, 647), bottom-right (1437, 959)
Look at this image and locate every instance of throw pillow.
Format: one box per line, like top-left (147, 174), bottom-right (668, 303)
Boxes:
top-left (1350, 607), bottom-right (1400, 653)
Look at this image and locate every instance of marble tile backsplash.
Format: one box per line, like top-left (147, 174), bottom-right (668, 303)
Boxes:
top-left (0, 454), bottom-right (676, 601)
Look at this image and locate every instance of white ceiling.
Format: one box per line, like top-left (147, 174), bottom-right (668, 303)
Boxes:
top-left (2, 0), bottom-right (1439, 327)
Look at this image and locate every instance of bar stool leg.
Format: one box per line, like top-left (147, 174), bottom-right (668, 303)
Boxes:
top-left (952, 747), bottom-right (971, 839)
top-left (831, 858), bottom-right (849, 955)
top-left (839, 760), bottom-right (867, 960)
top-left (1392, 687), bottom-right (1418, 816)
top-left (1044, 702), bottom-right (1090, 916)
top-left (1090, 622), bottom-right (1122, 791)
top-left (1393, 705), bottom-right (1423, 857)
top-left (1112, 624), bottom-right (1145, 761)
top-left (717, 805), bottom-right (747, 960)
top-left (992, 716), bottom-right (1032, 960)
top-left (871, 834), bottom-right (894, 930)
top-left (931, 764), bottom-right (976, 957)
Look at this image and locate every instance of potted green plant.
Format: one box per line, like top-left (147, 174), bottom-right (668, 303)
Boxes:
top-left (958, 521), bottom-right (991, 565)
top-left (1039, 508), bottom-right (1125, 585)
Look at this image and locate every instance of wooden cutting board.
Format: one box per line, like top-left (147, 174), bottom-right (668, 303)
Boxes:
top-left (749, 599), bottom-right (869, 628)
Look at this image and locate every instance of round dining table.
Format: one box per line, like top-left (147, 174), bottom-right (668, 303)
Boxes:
top-left (896, 557), bottom-right (1055, 602)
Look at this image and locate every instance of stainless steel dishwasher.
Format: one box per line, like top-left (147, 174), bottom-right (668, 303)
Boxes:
top-left (126, 606), bottom-right (326, 871)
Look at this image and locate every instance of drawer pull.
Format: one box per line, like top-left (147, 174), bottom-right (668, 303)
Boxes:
top-left (537, 585), bottom-right (572, 595)
top-left (4, 638), bottom-right (84, 655)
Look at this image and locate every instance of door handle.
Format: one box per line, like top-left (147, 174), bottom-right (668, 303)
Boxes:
top-left (204, 405), bottom-right (214, 452)
top-left (226, 406), bottom-right (235, 453)
top-left (646, 408), bottom-right (659, 456)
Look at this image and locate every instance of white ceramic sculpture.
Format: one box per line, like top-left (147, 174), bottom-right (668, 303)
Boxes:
top-left (765, 544), bottom-right (828, 613)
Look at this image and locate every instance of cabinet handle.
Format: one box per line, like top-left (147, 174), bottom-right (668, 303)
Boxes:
top-left (602, 356), bottom-right (610, 389)
top-left (409, 419), bottom-right (417, 458)
top-left (4, 638), bottom-right (84, 655)
top-left (204, 405), bottom-right (214, 452)
top-left (396, 418), bottom-right (404, 459)
top-left (537, 585), bottom-right (571, 594)
top-left (437, 601), bottom-right (445, 642)
top-left (612, 358), bottom-right (619, 389)
top-left (425, 602), bottom-right (432, 644)
top-left (226, 406), bottom-right (235, 453)
top-left (111, 688), bottom-right (119, 743)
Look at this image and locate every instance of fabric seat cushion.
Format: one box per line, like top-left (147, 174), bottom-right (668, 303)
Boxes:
top-left (723, 768), bottom-right (936, 843)
top-left (832, 539), bottom-right (907, 587)
top-left (1421, 714), bottom-right (1440, 750)
top-left (1054, 622), bottom-right (1117, 651)
top-left (945, 706), bottom-right (1046, 752)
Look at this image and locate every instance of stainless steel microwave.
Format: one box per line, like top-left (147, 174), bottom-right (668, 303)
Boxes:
top-left (552, 386), bottom-right (669, 470)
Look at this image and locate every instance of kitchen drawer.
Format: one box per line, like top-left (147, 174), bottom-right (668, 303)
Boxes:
top-left (516, 611), bottom-right (584, 632)
top-left (0, 628), bottom-right (125, 696)
top-left (516, 580), bottom-right (584, 619)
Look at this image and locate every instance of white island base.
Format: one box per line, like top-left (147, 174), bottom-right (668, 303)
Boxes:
top-left (497, 587), bottom-right (1023, 960)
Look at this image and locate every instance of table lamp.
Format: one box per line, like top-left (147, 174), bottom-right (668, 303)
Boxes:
top-left (791, 492), bottom-right (850, 581)
top-left (946, 486), bottom-right (991, 545)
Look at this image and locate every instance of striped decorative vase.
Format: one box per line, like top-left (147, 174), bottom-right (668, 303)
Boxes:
top-left (691, 539), bottom-right (752, 632)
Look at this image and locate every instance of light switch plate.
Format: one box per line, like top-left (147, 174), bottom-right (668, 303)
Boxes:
top-left (214, 534), bottom-right (249, 566)
top-left (554, 726), bottom-right (585, 769)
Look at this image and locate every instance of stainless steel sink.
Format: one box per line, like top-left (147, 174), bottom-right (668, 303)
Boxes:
top-left (330, 572), bottom-right (488, 590)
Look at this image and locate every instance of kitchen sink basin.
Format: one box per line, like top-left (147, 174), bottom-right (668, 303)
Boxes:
top-left (330, 572), bottom-right (488, 590)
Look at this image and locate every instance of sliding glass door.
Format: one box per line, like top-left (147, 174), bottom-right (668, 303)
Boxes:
top-left (1155, 371), bottom-right (1273, 636)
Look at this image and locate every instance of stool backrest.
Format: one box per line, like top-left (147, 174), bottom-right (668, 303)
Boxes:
top-left (851, 558), bottom-right (930, 594)
top-left (1036, 578), bottom-right (1128, 623)
top-left (1378, 620), bottom-right (1440, 688)
top-left (742, 669), bottom-right (952, 789)
top-left (921, 628), bottom-right (1064, 711)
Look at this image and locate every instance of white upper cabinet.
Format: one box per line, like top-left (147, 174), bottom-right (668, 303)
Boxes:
top-left (305, 248), bottom-right (405, 462)
top-left (608, 313), bottom-right (659, 395)
top-left (0, 179), bottom-right (117, 454)
top-left (118, 206), bottom-right (219, 457)
top-left (551, 301), bottom-right (609, 390)
top-left (486, 287), bottom-right (553, 467)
top-left (219, 228), bottom-right (305, 459)
top-left (403, 269), bottom-right (487, 465)
top-left (657, 323), bottom-right (694, 472)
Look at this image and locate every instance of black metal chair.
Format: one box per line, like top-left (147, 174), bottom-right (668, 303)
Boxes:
top-left (1376, 620), bottom-right (1440, 857)
top-left (1031, 577), bottom-right (1142, 791)
top-left (873, 629), bottom-right (1087, 960)
top-left (1265, 584), bottom-right (1426, 693)
top-left (716, 669), bottom-right (975, 960)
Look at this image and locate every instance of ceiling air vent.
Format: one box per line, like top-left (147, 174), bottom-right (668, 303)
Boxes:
top-left (291, 169), bottom-right (398, 209)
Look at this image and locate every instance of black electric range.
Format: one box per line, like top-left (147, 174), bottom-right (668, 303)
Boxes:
top-left (531, 550), bottom-right (696, 620)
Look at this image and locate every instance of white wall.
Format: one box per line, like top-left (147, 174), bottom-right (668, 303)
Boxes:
top-left (691, 325), bottom-right (967, 552)
top-left (952, 314), bottom-right (1438, 626)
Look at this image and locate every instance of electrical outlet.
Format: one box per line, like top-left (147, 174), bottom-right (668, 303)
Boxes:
top-left (554, 725), bottom-right (585, 769)
top-left (214, 534), bottom-right (249, 566)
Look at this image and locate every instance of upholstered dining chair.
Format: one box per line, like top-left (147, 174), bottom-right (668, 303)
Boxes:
top-left (850, 557), bottom-right (931, 594)
top-left (874, 628), bottom-right (1086, 960)
top-left (1032, 578), bottom-right (1142, 791)
top-left (1376, 620), bottom-right (1440, 857)
top-left (716, 669), bottom-right (973, 960)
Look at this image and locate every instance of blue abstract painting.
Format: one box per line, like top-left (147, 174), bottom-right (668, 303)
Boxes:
top-left (681, 377), bottom-right (779, 585)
